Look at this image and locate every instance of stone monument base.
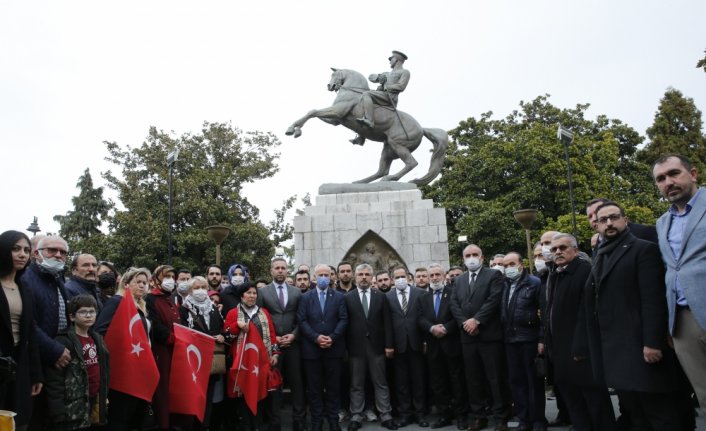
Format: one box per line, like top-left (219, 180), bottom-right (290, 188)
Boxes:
top-left (294, 188), bottom-right (449, 273)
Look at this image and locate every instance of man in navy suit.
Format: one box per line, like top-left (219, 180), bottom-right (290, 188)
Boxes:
top-left (298, 264), bottom-right (349, 431)
top-left (449, 244), bottom-right (510, 431)
top-left (653, 154), bottom-right (706, 414)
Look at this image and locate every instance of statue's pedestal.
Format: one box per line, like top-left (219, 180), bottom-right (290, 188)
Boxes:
top-left (293, 188), bottom-right (450, 272)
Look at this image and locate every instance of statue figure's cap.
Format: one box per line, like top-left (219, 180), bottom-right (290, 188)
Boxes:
top-left (389, 50), bottom-right (408, 61)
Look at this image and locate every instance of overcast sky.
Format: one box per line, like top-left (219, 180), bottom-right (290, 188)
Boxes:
top-left (1, 1), bottom-right (705, 238)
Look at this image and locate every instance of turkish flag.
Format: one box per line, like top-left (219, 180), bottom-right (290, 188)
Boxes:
top-left (104, 293), bottom-right (160, 402)
top-left (228, 321), bottom-right (270, 414)
top-left (169, 324), bottom-right (215, 422)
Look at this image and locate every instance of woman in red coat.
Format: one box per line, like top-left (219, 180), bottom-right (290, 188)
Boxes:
top-left (224, 283), bottom-right (280, 430)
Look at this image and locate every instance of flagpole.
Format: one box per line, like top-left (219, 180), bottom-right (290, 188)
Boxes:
top-left (233, 323), bottom-right (249, 393)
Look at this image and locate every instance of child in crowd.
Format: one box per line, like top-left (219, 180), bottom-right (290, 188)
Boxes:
top-left (45, 294), bottom-right (110, 430)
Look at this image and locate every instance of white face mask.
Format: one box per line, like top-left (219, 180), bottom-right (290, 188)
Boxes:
top-left (505, 267), bottom-right (521, 280)
top-left (161, 278), bottom-right (175, 292)
top-left (534, 259), bottom-right (547, 273)
top-left (541, 245), bottom-right (554, 262)
top-left (394, 278), bottom-right (408, 291)
top-left (191, 289), bottom-right (208, 303)
top-left (430, 281), bottom-right (444, 292)
top-left (39, 257), bottom-right (65, 273)
top-left (493, 265), bottom-right (505, 274)
top-left (177, 282), bottom-right (190, 295)
top-left (464, 257), bottom-right (481, 271)
top-left (231, 275), bottom-right (245, 286)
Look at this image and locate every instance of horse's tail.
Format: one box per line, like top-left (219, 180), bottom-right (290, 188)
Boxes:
top-left (411, 128), bottom-right (449, 185)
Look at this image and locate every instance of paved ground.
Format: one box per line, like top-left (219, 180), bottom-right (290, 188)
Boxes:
top-left (276, 396), bottom-right (705, 430)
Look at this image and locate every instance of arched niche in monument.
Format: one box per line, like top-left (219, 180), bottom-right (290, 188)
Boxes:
top-left (342, 230), bottom-right (407, 273)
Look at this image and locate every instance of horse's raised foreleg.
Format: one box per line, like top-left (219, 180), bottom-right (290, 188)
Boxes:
top-left (286, 105), bottom-right (351, 138)
top-left (353, 145), bottom-right (395, 183)
top-left (380, 141), bottom-right (418, 181)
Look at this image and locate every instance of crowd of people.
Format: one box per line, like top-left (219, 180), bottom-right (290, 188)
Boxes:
top-left (1, 153), bottom-right (705, 431)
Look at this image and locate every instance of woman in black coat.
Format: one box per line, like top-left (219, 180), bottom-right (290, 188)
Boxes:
top-left (0, 230), bottom-right (42, 429)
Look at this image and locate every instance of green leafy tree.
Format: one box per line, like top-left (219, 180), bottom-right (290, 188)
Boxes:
top-left (101, 122), bottom-right (280, 277)
top-left (697, 49), bottom-right (706, 73)
top-left (422, 95), bottom-right (660, 263)
top-left (637, 88), bottom-right (706, 176)
top-left (53, 168), bottom-right (112, 254)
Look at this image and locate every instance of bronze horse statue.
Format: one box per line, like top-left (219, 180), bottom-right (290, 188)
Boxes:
top-left (286, 68), bottom-right (447, 185)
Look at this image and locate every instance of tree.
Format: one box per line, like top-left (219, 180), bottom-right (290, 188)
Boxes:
top-left (697, 49), bottom-right (706, 73)
top-left (637, 88), bottom-right (706, 175)
top-left (53, 168), bottom-right (112, 253)
top-left (101, 122), bottom-right (281, 277)
top-left (422, 95), bottom-right (661, 263)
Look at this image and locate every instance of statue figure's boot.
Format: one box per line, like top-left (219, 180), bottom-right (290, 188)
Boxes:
top-left (349, 135), bottom-right (366, 146)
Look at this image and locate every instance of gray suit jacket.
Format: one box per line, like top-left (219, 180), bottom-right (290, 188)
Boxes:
top-left (258, 282), bottom-right (302, 338)
top-left (656, 187), bottom-right (706, 333)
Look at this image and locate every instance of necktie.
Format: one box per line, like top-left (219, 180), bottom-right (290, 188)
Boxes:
top-left (319, 290), bottom-right (326, 312)
top-left (361, 290), bottom-right (369, 317)
top-left (400, 290), bottom-right (408, 315)
top-left (278, 285), bottom-right (286, 309)
top-left (434, 291), bottom-right (441, 318)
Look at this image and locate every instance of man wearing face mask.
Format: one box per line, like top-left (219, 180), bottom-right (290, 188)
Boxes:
top-left (174, 269), bottom-right (192, 306)
top-left (416, 263), bottom-right (467, 429)
top-left (490, 254), bottom-right (506, 274)
top-left (22, 235), bottom-right (73, 430)
top-left (65, 253), bottom-right (102, 311)
top-left (500, 253), bottom-right (546, 431)
top-left (449, 244), bottom-right (510, 431)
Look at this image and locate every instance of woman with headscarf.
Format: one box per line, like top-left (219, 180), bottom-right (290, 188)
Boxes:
top-left (0, 230), bottom-right (42, 431)
top-left (220, 263), bottom-right (249, 316)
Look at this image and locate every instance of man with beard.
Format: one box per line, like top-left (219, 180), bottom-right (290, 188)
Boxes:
top-left (65, 254), bottom-right (102, 310)
top-left (375, 270), bottom-right (392, 292)
top-left (414, 267), bottom-right (429, 291)
top-left (296, 269), bottom-right (312, 293)
top-left (206, 264), bottom-right (223, 291)
top-left (445, 266), bottom-right (463, 287)
top-left (336, 261), bottom-right (355, 293)
top-left (585, 201), bottom-right (681, 429)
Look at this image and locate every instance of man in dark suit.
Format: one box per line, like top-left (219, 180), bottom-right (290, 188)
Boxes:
top-left (416, 263), bottom-right (467, 430)
top-left (344, 263), bottom-right (398, 431)
top-left (258, 257), bottom-right (306, 431)
top-left (449, 244), bottom-right (510, 431)
top-left (298, 264), bottom-right (349, 431)
top-left (545, 233), bottom-right (617, 431)
top-left (585, 201), bottom-right (682, 429)
top-left (386, 266), bottom-right (428, 427)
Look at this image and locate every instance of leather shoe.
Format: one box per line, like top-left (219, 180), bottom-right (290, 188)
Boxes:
top-left (418, 418), bottom-right (429, 427)
top-left (430, 417), bottom-right (452, 429)
top-left (396, 418), bottom-right (411, 427)
top-left (468, 418), bottom-right (488, 431)
top-left (381, 420), bottom-right (399, 430)
top-left (348, 421), bottom-right (362, 431)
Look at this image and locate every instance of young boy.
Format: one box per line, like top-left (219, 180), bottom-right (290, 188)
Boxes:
top-left (45, 294), bottom-right (110, 430)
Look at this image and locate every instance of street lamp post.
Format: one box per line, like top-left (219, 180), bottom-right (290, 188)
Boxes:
top-left (167, 149), bottom-right (179, 265)
top-left (207, 225), bottom-right (232, 267)
top-left (558, 125), bottom-right (578, 236)
top-left (513, 209), bottom-right (538, 272)
top-left (27, 217), bottom-right (41, 237)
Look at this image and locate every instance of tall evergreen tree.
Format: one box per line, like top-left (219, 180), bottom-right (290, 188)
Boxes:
top-left (638, 88), bottom-right (706, 175)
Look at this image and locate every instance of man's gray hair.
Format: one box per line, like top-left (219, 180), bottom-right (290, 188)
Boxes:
top-left (314, 263), bottom-right (331, 274)
top-left (428, 263), bottom-right (444, 272)
top-left (552, 233), bottom-right (578, 248)
top-left (492, 254), bottom-right (505, 260)
top-left (36, 235), bottom-right (69, 252)
top-left (355, 263), bottom-right (373, 275)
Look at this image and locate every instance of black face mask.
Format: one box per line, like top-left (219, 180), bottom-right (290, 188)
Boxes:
top-left (98, 272), bottom-right (116, 289)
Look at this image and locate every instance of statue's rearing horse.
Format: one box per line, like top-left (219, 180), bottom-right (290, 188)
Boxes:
top-left (285, 68), bottom-right (447, 185)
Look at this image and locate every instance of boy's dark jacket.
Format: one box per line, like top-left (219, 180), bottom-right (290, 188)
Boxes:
top-left (44, 328), bottom-right (110, 430)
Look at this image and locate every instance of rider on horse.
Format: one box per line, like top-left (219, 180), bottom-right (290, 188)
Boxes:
top-left (350, 50), bottom-right (410, 146)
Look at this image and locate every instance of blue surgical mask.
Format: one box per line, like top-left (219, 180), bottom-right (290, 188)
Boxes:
top-left (316, 276), bottom-right (330, 289)
top-left (505, 267), bottom-right (521, 280)
top-left (40, 257), bottom-right (65, 273)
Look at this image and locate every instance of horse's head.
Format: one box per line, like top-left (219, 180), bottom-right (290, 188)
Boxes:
top-left (328, 68), bottom-right (343, 92)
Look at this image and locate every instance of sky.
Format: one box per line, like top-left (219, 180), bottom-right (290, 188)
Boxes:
top-left (1, 0), bottom-right (705, 237)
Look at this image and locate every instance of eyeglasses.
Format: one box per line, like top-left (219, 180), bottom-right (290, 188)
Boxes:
top-left (597, 214), bottom-right (623, 224)
top-left (75, 310), bottom-right (97, 317)
top-left (39, 247), bottom-right (69, 256)
top-left (550, 244), bottom-right (572, 253)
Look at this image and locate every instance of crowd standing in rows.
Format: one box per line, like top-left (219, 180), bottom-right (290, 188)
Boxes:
top-left (1, 153), bottom-right (705, 431)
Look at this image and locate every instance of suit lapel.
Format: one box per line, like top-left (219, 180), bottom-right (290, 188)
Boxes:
top-left (679, 190), bottom-right (706, 258)
top-left (658, 214), bottom-right (677, 264)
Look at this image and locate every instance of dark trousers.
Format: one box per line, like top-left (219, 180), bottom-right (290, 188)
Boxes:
top-left (505, 342), bottom-right (546, 427)
top-left (106, 389), bottom-right (149, 430)
top-left (461, 341), bottom-right (510, 421)
top-left (617, 390), bottom-right (682, 431)
top-left (426, 350), bottom-right (467, 418)
top-left (279, 343), bottom-right (306, 425)
top-left (556, 381), bottom-right (616, 431)
top-left (393, 349), bottom-right (426, 419)
top-left (304, 357), bottom-right (342, 426)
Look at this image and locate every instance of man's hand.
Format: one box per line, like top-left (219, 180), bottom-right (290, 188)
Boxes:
top-left (384, 348), bottom-right (394, 359)
top-left (271, 355), bottom-right (279, 366)
top-left (279, 334), bottom-right (294, 348)
top-left (431, 324), bottom-right (447, 338)
top-left (31, 383), bottom-right (43, 396)
top-left (643, 346), bottom-right (663, 364)
top-left (537, 343), bottom-right (545, 356)
top-left (317, 335), bottom-right (332, 349)
top-left (378, 73), bottom-right (387, 84)
top-left (54, 348), bottom-right (71, 369)
top-left (214, 334), bottom-right (225, 344)
top-left (462, 318), bottom-right (479, 335)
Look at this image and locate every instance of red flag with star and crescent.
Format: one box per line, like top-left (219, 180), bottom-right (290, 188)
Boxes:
top-left (104, 292), bottom-right (160, 401)
top-left (169, 324), bottom-right (215, 421)
top-left (227, 321), bottom-right (270, 414)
